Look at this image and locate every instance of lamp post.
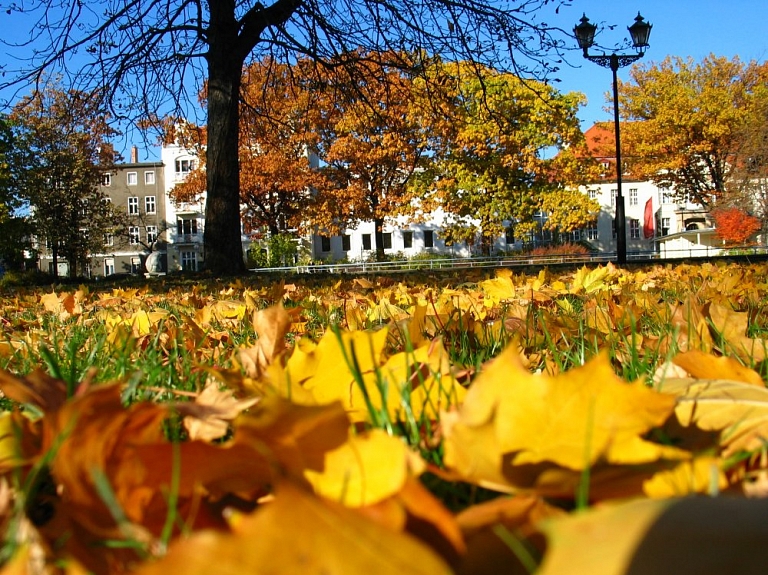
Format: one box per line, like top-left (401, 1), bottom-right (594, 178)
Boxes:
top-left (574, 12), bottom-right (652, 264)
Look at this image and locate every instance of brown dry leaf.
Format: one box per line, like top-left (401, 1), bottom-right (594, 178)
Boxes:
top-left (538, 496), bottom-right (768, 575)
top-left (40, 290), bottom-right (85, 322)
top-left (455, 495), bottom-right (565, 575)
top-left (0, 369), bottom-right (68, 413)
top-left (707, 303), bottom-right (768, 363)
top-left (231, 395), bottom-right (351, 480)
top-left (238, 303), bottom-right (291, 378)
top-left (13, 377), bottom-right (348, 574)
top-left (669, 297), bottom-right (713, 353)
top-left (182, 379), bottom-right (259, 442)
top-left (660, 377), bottom-right (768, 458)
top-left (134, 480), bottom-right (454, 575)
top-left (671, 350), bottom-right (764, 386)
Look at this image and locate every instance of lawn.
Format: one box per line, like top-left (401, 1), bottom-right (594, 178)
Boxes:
top-left (1, 260), bottom-right (767, 574)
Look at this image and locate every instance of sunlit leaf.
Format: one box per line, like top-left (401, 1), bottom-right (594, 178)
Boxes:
top-left (134, 480), bottom-right (454, 575)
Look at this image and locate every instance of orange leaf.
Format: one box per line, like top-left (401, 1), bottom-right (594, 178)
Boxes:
top-left (672, 350), bottom-right (764, 386)
top-left (134, 480), bottom-right (454, 575)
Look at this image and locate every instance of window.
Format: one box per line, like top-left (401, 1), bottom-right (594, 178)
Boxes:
top-left (104, 258), bottom-right (115, 276)
top-left (342, 234), bottom-right (351, 251)
top-left (144, 171), bottom-right (155, 185)
top-left (320, 235), bottom-right (331, 252)
top-left (128, 197), bottom-right (139, 215)
top-left (101, 173), bottom-right (112, 186)
top-left (402, 230), bottom-right (413, 249)
top-left (104, 233), bottom-right (114, 247)
top-left (144, 195), bottom-right (156, 214)
top-left (586, 226), bottom-right (599, 241)
top-left (661, 217), bottom-right (670, 237)
top-left (629, 188), bottom-right (638, 206)
top-left (129, 226), bottom-right (140, 245)
top-left (571, 229), bottom-right (582, 242)
top-left (381, 232), bottom-right (392, 250)
top-left (505, 227), bottom-right (514, 245)
top-left (362, 233), bottom-right (372, 250)
top-left (127, 172), bottom-right (138, 186)
top-left (660, 187), bottom-right (673, 204)
top-left (175, 158), bottom-right (196, 179)
top-left (146, 226), bottom-right (158, 244)
top-left (131, 257), bottom-right (141, 274)
top-left (177, 218), bottom-right (198, 236)
top-left (180, 251), bottom-right (197, 271)
top-left (629, 219), bottom-right (640, 239)
top-left (610, 189), bottom-right (618, 207)
top-left (588, 189), bottom-right (599, 200)
top-left (424, 230), bottom-right (434, 248)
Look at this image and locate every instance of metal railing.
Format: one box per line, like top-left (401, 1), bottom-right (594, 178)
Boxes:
top-left (248, 245), bottom-right (768, 275)
top-left (249, 251), bottom-right (659, 274)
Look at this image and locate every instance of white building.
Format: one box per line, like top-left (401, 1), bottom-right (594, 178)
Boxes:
top-left (158, 123), bottom-right (725, 269)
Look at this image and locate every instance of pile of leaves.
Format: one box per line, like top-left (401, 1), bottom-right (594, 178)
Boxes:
top-left (2, 261), bottom-right (768, 574)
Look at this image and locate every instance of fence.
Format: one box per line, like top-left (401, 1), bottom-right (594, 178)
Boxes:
top-left (248, 245), bottom-right (768, 275)
top-left (249, 251), bottom-right (661, 275)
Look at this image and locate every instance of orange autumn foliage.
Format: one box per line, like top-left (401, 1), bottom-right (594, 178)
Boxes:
top-left (711, 206), bottom-right (761, 245)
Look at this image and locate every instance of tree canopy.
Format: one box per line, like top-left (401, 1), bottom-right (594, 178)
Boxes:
top-left (410, 60), bottom-right (598, 250)
top-left (9, 84), bottom-right (124, 278)
top-left (618, 55), bottom-right (768, 211)
top-left (1, 0), bottom-right (575, 275)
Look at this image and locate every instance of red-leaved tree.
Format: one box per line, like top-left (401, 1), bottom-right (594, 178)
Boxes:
top-left (712, 207), bottom-right (761, 245)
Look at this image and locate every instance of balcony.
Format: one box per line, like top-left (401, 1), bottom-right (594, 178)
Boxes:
top-left (172, 233), bottom-right (203, 245)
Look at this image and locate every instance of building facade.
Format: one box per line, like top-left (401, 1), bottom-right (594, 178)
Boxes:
top-left (36, 147), bottom-right (169, 278)
top-left (37, 123), bottom-right (727, 276)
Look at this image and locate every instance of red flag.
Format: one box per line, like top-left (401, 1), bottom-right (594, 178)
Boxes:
top-left (643, 197), bottom-right (655, 238)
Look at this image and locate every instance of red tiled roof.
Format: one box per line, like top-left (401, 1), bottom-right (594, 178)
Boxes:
top-left (584, 122), bottom-right (616, 159)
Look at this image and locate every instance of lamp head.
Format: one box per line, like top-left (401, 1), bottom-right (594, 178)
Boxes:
top-left (574, 14), bottom-right (597, 56)
top-left (628, 12), bottom-right (652, 50)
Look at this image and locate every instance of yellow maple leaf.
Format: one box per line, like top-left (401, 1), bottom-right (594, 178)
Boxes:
top-left (661, 378), bottom-right (768, 458)
top-left (442, 347), bottom-right (681, 493)
top-left (671, 350), bottom-right (764, 386)
top-left (287, 327), bottom-right (390, 421)
top-left (304, 429), bottom-right (425, 507)
top-left (570, 265), bottom-right (611, 294)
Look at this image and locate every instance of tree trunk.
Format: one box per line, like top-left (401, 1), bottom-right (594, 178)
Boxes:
top-left (51, 244), bottom-right (58, 280)
top-left (204, 4), bottom-right (247, 276)
top-left (374, 216), bottom-right (386, 262)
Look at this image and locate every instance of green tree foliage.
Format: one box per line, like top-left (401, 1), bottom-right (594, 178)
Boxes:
top-left (619, 55), bottom-right (768, 210)
top-left (10, 85), bottom-right (125, 278)
top-left (0, 116), bottom-right (32, 270)
top-left (410, 61), bottom-right (599, 251)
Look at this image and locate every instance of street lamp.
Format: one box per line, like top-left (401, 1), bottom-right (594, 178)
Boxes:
top-left (574, 12), bottom-right (652, 264)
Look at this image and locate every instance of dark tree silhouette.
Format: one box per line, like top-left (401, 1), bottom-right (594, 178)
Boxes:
top-left (1, 0), bottom-right (574, 275)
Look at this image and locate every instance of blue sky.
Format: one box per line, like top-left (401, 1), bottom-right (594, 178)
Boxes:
top-left (549, 0), bottom-right (768, 128)
top-left (2, 0), bottom-right (766, 153)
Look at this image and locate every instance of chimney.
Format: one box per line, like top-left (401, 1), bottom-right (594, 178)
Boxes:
top-left (130, 146), bottom-right (138, 164)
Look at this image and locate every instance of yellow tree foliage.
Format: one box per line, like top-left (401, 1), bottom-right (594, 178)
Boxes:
top-left (619, 55), bottom-right (768, 209)
top-left (409, 60), bottom-right (599, 250)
